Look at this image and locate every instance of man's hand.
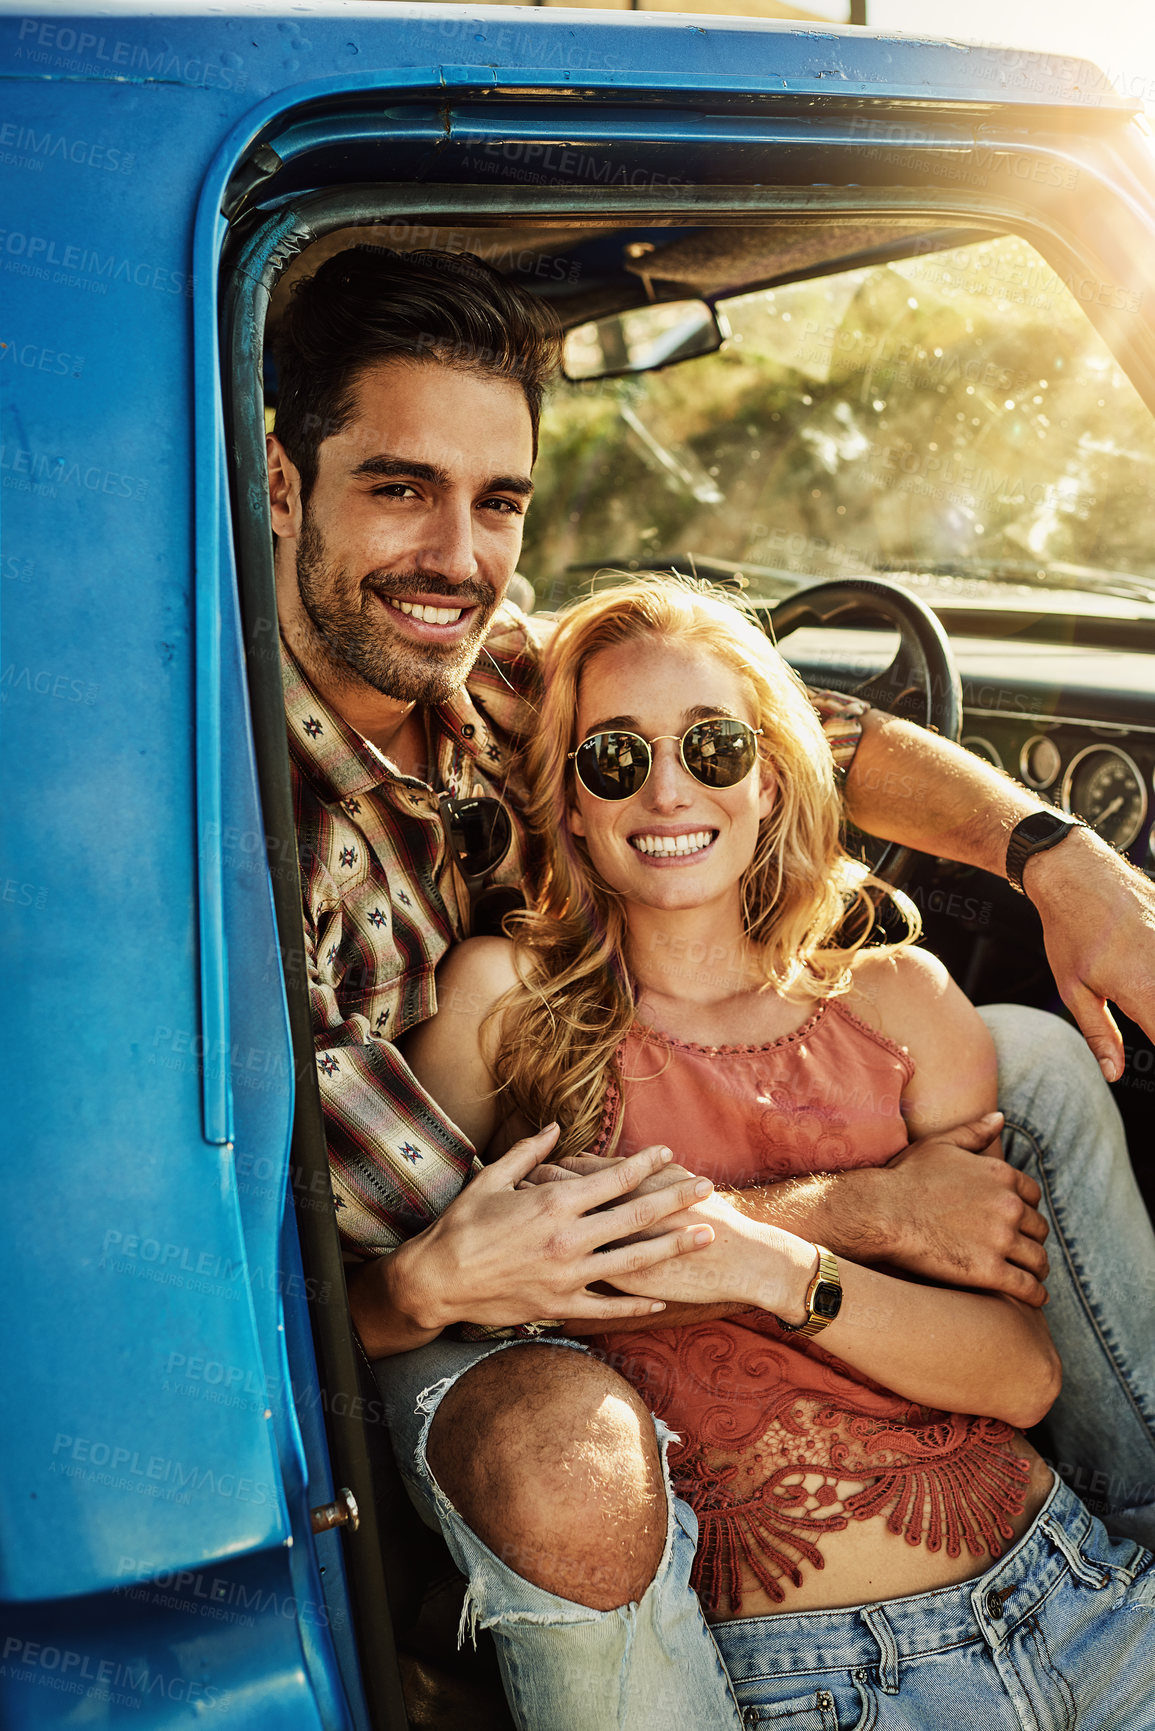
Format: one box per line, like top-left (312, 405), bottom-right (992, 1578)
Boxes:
top-left (881, 1112), bottom-right (1051, 1305)
top-left (370, 1126), bottom-right (716, 1350)
top-left (1024, 823), bottom-right (1155, 1082)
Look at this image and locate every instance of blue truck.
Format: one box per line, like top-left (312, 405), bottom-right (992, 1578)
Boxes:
top-left (4, 4), bottom-right (1155, 1725)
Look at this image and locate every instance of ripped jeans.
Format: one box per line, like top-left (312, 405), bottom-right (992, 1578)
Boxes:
top-left (373, 1333), bottom-right (744, 1730)
top-left (372, 1006), bottom-right (1155, 1728)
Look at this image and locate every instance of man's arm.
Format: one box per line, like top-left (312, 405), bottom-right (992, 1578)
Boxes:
top-left (725, 1127), bottom-right (1048, 1296)
top-left (299, 905), bottom-right (482, 1256)
top-left (844, 706), bottom-right (1155, 1080)
top-left (744, 947), bottom-right (1050, 1300)
top-left (560, 1109), bottom-right (1045, 1337)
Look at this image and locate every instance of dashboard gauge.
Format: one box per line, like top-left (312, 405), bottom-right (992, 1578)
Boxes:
top-left (1060, 745), bottom-right (1148, 851)
top-left (961, 735), bottom-right (1003, 770)
top-left (1020, 734), bottom-right (1062, 791)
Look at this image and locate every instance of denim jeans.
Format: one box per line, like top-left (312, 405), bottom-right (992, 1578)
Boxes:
top-left (375, 1004), bottom-right (1155, 1726)
top-left (374, 1334), bottom-right (744, 1730)
top-left (711, 1475), bottom-right (1155, 1729)
top-left (981, 1005), bottom-right (1155, 1544)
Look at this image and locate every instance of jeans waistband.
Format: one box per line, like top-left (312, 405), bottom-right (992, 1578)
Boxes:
top-left (713, 1474), bottom-right (1109, 1688)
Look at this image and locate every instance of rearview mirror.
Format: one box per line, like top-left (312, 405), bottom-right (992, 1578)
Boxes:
top-left (562, 299), bottom-right (727, 381)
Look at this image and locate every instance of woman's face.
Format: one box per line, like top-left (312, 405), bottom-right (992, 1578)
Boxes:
top-left (568, 635), bottom-right (774, 920)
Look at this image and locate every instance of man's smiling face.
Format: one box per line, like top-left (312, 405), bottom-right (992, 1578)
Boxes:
top-left (272, 356), bottom-right (535, 708)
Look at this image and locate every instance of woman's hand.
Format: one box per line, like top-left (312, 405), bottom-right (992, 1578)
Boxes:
top-left (379, 1126), bottom-right (719, 1343)
top-left (599, 1190), bottom-right (818, 1316)
top-left (524, 1155), bottom-right (818, 1317)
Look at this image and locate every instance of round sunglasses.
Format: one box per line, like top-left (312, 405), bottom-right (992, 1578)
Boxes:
top-left (437, 794), bottom-right (526, 936)
top-left (569, 718), bottom-right (763, 802)
top-left (438, 794), bottom-right (513, 882)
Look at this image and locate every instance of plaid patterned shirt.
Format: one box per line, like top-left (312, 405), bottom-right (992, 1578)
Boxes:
top-left (282, 612), bottom-right (867, 1259)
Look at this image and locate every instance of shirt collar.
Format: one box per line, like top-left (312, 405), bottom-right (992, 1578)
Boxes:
top-left (280, 632), bottom-right (514, 804)
top-left (280, 636), bottom-right (399, 802)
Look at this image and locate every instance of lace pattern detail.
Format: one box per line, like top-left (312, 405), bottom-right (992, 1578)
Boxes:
top-left (598, 1320), bottom-right (1031, 1616)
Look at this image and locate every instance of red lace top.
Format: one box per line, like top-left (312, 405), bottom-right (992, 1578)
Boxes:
top-left (587, 998), bottom-right (1029, 1615)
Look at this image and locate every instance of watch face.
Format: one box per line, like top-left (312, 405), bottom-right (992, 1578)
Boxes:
top-left (812, 1281), bottom-right (842, 1323)
top-left (1018, 811), bottom-right (1074, 847)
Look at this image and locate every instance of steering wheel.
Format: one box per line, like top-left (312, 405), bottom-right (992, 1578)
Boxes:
top-left (766, 577), bottom-right (963, 887)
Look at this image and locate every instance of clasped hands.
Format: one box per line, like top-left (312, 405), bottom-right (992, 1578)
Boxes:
top-left (521, 1107), bottom-right (1053, 1313)
top-left (396, 1124), bottom-right (719, 1334)
top-left (525, 1147), bottom-right (818, 1317)
top-left (397, 1109), bottom-right (1051, 1337)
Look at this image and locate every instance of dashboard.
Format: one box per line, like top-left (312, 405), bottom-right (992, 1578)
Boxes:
top-left (961, 715), bottom-right (1153, 862)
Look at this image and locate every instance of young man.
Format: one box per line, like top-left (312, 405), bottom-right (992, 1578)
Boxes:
top-left (268, 246), bottom-right (1155, 1728)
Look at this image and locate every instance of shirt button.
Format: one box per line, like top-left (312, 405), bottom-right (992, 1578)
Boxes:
top-left (461, 723), bottom-right (475, 738)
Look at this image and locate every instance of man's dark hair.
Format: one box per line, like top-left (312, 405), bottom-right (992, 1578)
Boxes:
top-left (271, 246), bottom-right (562, 499)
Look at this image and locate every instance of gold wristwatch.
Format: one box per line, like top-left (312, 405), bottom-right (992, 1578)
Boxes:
top-left (777, 1245), bottom-right (842, 1338)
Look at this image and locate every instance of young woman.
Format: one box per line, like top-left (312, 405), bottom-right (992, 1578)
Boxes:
top-left (403, 578), bottom-right (1155, 1725)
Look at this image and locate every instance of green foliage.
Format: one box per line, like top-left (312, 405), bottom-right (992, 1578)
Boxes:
top-left (520, 236), bottom-right (1155, 608)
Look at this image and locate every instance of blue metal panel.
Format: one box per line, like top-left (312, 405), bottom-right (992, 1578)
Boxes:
top-left (0, 18), bottom-right (349, 1727)
top-left (0, 16), bottom-right (342, 1731)
top-left (0, 3), bottom-right (1138, 117)
top-left (0, 74), bottom-right (289, 1604)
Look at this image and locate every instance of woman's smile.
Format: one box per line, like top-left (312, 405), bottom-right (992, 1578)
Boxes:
top-left (628, 826), bottom-right (718, 861)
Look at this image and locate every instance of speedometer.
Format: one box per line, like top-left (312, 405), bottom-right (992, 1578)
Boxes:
top-left (1060, 746), bottom-right (1148, 851)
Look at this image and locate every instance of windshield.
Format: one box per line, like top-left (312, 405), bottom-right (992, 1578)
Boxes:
top-left (521, 234), bottom-right (1155, 609)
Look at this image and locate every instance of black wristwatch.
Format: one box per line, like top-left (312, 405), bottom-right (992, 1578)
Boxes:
top-left (777, 1245), bottom-right (842, 1338)
top-left (1005, 810), bottom-right (1086, 896)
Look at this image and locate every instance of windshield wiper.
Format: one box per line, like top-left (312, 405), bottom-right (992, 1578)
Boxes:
top-left (619, 404), bottom-right (724, 506)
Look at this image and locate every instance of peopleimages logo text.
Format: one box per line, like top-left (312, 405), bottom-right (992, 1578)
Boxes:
top-left (0, 230), bottom-right (192, 295)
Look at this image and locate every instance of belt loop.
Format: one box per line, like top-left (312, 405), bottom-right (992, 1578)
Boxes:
top-left (1040, 1507), bottom-right (1108, 1589)
top-left (861, 1604), bottom-right (900, 1694)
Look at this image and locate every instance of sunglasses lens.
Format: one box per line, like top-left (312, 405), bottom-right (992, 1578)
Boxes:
top-left (575, 733), bottom-right (652, 801)
top-left (684, 719), bottom-right (758, 787)
top-left (442, 797), bottom-right (513, 879)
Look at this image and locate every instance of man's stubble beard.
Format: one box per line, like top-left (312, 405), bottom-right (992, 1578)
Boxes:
top-left (294, 509), bottom-right (500, 707)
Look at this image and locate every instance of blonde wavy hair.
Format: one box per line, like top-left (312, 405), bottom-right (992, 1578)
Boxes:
top-left (492, 576), bottom-right (918, 1157)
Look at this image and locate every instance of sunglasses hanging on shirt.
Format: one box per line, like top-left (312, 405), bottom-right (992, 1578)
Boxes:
top-left (438, 794), bottom-right (525, 937)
